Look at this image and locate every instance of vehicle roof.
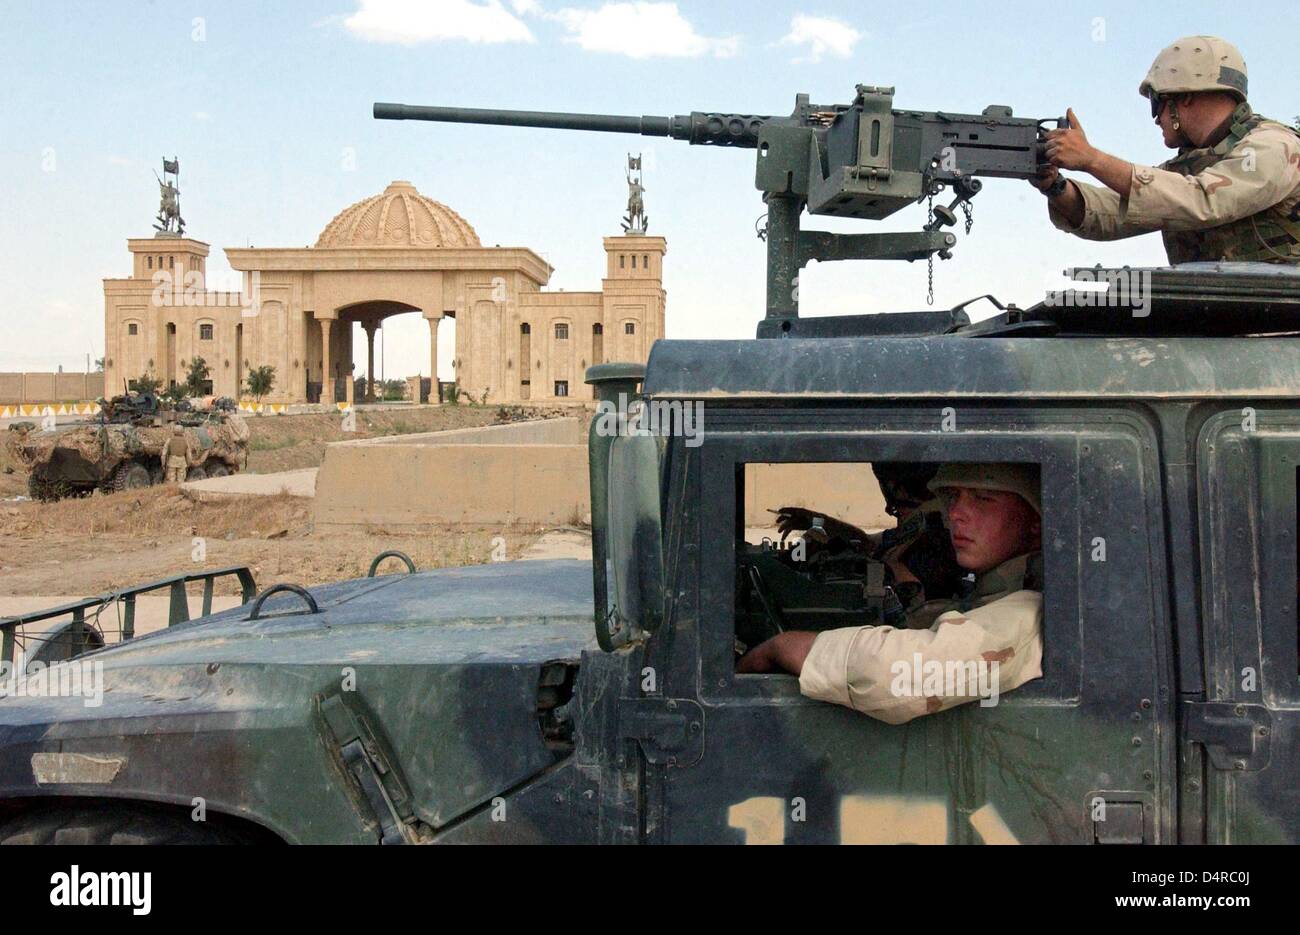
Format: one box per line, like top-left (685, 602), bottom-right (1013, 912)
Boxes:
top-left (644, 264), bottom-right (1300, 402)
top-left (644, 334), bottom-right (1300, 402)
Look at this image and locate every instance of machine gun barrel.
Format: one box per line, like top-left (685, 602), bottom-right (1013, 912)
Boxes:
top-left (374, 90), bottom-right (1065, 321)
top-left (374, 103), bottom-right (773, 148)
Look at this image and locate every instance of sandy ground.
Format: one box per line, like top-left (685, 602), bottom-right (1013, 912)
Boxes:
top-left (0, 486), bottom-right (565, 597)
top-left (182, 467), bottom-right (318, 499)
top-left (0, 405), bottom-right (591, 626)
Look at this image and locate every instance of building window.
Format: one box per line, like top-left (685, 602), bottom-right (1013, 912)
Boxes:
top-left (593, 323), bottom-right (603, 335)
top-left (554, 380), bottom-right (569, 397)
top-left (625, 322), bottom-right (636, 335)
top-left (200, 324), bottom-right (214, 340)
top-left (643, 254), bottom-right (649, 267)
top-left (147, 256), bottom-right (153, 269)
top-left (169, 256), bottom-right (174, 269)
top-left (632, 255), bottom-right (638, 269)
top-left (520, 322), bottom-right (531, 334)
top-left (127, 323), bottom-right (139, 335)
top-left (555, 323), bottom-right (569, 340)
top-left (619, 255), bottom-right (625, 269)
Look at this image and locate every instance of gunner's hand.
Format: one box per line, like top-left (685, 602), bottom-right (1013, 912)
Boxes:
top-left (1045, 109), bottom-right (1095, 172)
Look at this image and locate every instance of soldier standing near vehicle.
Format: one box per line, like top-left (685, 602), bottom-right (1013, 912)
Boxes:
top-left (164, 425), bottom-right (188, 484)
top-left (740, 464), bottom-right (1043, 724)
top-left (1034, 36), bottom-right (1300, 264)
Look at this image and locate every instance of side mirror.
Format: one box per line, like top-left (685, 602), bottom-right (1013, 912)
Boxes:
top-left (605, 429), bottom-right (664, 647)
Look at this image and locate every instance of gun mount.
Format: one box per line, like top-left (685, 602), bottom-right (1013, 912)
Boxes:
top-left (375, 88), bottom-right (1065, 319)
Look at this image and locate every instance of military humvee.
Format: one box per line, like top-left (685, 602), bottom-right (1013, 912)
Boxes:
top-left (0, 263), bottom-right (1296, 844)
top-left (0, 91), bottom-right (1295, 844)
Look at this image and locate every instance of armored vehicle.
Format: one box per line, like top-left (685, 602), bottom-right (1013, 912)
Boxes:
top-left (7, 392), bottom-right (249, 501)
top-left (0, 91), bottom-right (1296, 845)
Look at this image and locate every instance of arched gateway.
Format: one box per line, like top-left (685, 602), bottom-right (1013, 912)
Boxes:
top-left (103, 180), bottom-right (666, 405)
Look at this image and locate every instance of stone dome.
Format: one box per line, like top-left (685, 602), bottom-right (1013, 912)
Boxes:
top-left (315, 180), bottom-right (481, 248)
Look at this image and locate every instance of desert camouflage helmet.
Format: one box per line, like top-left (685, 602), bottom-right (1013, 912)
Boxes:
top-left (1139, 36), bottom-right (1247, 102)
top-left (928, 463), bottom-right (1041, 516)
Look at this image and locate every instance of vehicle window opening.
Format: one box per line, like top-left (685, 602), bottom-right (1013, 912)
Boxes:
top-left (733, 461), bottom-right (1044, 676)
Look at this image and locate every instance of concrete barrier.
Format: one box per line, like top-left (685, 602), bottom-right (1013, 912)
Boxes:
top-left (314, 416), bottom-right (892, 532)
top-left (0, 372), bottom-right (103, 405)
top-left (314, 419), bottom-right (589, 528)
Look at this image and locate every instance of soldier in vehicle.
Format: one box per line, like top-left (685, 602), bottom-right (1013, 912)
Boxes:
top-left (773, 462), bottom-right (964, 611)
top-left (740, 464), bottom-right (1043, 724)
top-left (164, 425), bottom-right (188, 484)
top-left (1033, 36), bottom-right (1300, 264)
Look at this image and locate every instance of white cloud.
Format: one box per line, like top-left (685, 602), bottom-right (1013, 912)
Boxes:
top-left (511, 0), bottom-right (543, 12)
top-left (108, 155), bottom-right (132, 167)
top-left (344, 0), bottom-right (535, 45)
top-left (193, 111), bottom-right (211, 122)
top-left (553, 2), bottom-right (738, 59)
top-left (779, 14), bottom-right (861, 63)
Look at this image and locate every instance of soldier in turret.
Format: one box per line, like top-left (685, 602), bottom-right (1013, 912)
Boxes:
top-left (1033, 36), bottom-right (1300, 264)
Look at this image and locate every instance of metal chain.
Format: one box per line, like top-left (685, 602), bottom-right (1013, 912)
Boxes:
top-left (926, 193), bottom-right (935, 306)
top-left (961, 200), bottom-right (974, 235)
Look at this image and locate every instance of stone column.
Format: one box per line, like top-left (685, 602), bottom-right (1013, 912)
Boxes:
top-left (364, 323), bottom-right (377, 402)
top-left (319, 317), bottom-right (333, 405)
top-left (427, 316), bottom-right (440, 405)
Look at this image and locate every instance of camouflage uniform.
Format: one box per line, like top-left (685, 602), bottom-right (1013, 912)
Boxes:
top-left (799, 464), bottom-right (1043, 724)
top-left (164, 432), bottom-right (188, 484)
top-left (1051, 35), bottom-right (1300, 264)
top-left (1051, 105), bottom-right (1300, 264)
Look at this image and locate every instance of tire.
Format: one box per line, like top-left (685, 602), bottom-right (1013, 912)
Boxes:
top-left (0, 802), bottom-right (258, 845)
top-left (206, 463), bottom-right (230, 478)
top-left (185, 465), bottom-right (208, 482)
top-left (110, 461), bottom-right (151, 492)
top-left (27, 470), bottom-right (60, 502)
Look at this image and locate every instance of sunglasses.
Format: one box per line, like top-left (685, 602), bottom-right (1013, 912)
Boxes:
top-left (1149, 94), bottom-right (1169, 120)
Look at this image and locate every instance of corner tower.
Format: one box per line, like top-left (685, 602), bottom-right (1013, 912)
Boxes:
top-left (601, 234), bottom-right (667, 365)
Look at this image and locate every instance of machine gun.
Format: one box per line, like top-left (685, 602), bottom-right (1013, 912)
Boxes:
top-left (101, 390), bottom-right (161, 426)
top-left (375, 87), bottom-right (1066, 319)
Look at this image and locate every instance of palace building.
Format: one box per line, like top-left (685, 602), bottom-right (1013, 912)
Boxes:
top-left (102, 180), bottom-right (666, 404)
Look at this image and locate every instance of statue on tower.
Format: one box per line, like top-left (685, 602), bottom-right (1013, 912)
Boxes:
top-left (621, 153), bottom-right (647, 234)
top-left (153, 156), bottom-right (185, 236)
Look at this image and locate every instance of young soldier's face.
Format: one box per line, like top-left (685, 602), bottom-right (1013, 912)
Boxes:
top-left (941, 487), bottom-right (1040, 573)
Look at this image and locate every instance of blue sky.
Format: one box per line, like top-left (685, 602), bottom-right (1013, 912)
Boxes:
top-left (1, 0), bottom-right (1297, 377)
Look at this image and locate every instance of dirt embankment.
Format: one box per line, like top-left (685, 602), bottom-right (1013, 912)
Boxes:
top-left (242, 404), bottom-right (574, 474)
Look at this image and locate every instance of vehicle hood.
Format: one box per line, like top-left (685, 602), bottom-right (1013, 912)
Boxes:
top-left (0, 560), bottom-right (598, 839)
top-left (74, 557), bottom-right (597, 671)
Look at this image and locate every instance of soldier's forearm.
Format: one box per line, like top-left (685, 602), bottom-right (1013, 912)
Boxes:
top-left (1048, 180), bottom-right (1086, 228)
top-left (1084, 150), bottom-right (1134, 199)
